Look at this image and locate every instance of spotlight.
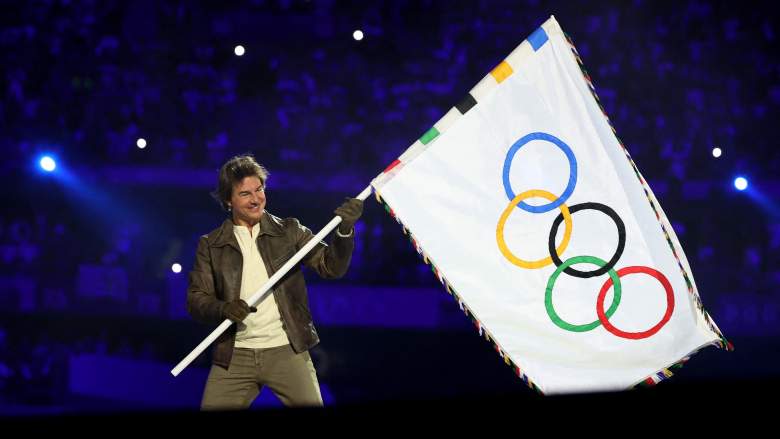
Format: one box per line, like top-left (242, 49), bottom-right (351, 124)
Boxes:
top-left (172, 263), bottom-right (182, 273)
top-left (234, 45), bottom-right (245, 56)
top-left (137, 138), bottom-right (147, 149)
top-left (353, 30), bottom-right (364, 41)
top-left (712, 147), bottom-right (722, 158)
top-left (734, 177), bottom-right (748, 191)
top-left (39, 156), bottom-right (56, 172)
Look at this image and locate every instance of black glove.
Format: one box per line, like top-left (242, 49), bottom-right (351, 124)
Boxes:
top-left (222, 299), bottom-right (257, 323)
top-left (334, 197), bottom-right (363, 235)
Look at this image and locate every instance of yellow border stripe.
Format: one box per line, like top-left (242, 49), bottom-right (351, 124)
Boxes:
top-left (490, 61), bottom-right (514, 83)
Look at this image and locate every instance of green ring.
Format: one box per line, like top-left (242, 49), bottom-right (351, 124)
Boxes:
top-left (545, 255), bottom-right (622, 332)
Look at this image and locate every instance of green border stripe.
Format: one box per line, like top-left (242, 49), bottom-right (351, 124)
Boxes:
top-left (420, 127), bottom-right (440, 145)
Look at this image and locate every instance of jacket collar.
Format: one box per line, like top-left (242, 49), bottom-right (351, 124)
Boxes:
top-left (209, 210), bottom-right (283, 248)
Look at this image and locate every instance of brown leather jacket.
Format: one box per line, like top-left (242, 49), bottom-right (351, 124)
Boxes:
top-left (186, 211), bottom-right (354, 368)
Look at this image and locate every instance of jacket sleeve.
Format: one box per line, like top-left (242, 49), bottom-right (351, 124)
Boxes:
top-left (186, 236), bottom-right (226, 324)
top-left (292, 218), bottom-right (354, 279)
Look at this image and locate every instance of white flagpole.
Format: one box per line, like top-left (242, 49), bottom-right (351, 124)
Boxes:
top-left (171, 185), bottom-right (373, 377)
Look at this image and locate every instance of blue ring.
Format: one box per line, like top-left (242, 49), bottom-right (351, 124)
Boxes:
top-left (502, 132), bottom-right (578, 213)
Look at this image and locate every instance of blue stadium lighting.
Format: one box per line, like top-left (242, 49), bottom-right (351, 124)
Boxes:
top-left (39, 156), bottom-right (56, 172)
top-left (734, 176), bottom-right (748, 191)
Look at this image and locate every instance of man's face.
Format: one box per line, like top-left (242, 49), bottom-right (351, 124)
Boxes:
top-left (229, 176), bottom-right (266, 226)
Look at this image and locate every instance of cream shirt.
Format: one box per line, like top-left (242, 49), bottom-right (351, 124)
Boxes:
top-left (232, 223), bottom-right (289, 348)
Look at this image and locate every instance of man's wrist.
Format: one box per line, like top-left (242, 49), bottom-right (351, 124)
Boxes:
top-left (336, 226), bottom-right (354, 237)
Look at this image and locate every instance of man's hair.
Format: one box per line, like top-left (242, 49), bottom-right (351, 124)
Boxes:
top-left (211, 154), bottom-right (269, 211)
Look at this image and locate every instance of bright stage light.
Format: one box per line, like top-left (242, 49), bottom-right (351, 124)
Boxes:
top-left (40, 156), bottom-right (56, 172)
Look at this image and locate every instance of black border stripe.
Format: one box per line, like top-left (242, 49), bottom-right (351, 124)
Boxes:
top-left (456, 93), bottom-right (477, 115)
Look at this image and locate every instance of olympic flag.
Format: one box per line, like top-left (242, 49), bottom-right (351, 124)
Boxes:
top-left (371, 16), bottom-right (730, 394)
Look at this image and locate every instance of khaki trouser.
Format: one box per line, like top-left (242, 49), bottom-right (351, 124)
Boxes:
top-left (200, 345), bottom-right (323, 410)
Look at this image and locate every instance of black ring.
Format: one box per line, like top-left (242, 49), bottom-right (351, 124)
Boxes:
top-left (548, 202), bottom-right (626, 278)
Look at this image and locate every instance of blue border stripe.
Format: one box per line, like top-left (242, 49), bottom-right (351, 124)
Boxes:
top-left (528, 27), bottom-right (549, 51)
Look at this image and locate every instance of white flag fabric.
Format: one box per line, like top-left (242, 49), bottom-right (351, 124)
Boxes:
top-left (371, 16), bottom-right (729, 394)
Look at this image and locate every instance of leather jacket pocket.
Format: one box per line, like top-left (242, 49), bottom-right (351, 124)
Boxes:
top-left (270, 248), bottom-right (296, 271)
top-left (296, 301), bottom-right (312, 320)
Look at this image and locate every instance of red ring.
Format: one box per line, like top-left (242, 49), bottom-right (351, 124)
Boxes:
top-left (596, 266), bottom-right (674, 340)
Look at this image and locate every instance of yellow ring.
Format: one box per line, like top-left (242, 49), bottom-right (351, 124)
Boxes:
top-left (496, 189), bottom-right (572, 269)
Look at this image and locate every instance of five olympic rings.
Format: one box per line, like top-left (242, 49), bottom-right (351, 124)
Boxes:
top-left (497, 132), bottom-right (674, 339)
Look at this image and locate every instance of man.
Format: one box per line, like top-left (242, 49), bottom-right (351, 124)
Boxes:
top-left (187, 154), bottom-right (362, 409)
